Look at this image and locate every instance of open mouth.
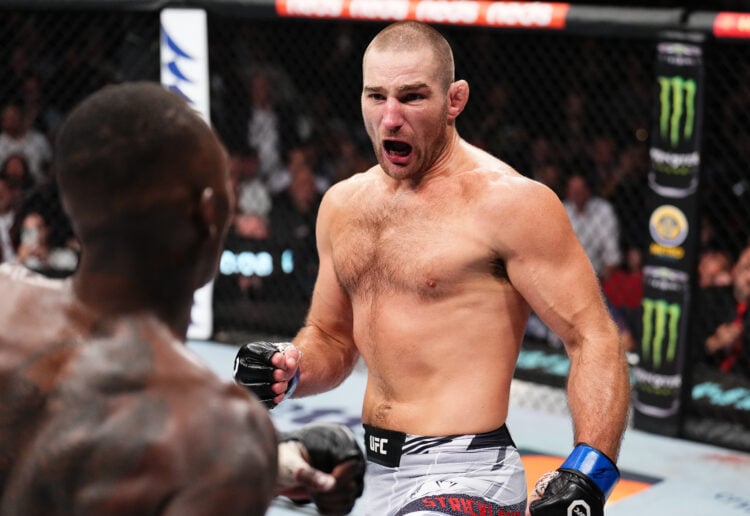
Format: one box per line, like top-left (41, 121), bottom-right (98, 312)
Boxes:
top-left (384, 139), bottom-right (413, 158)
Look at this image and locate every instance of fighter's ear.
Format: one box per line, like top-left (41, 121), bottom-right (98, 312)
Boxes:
top-left (447, 79), bottom-right (469, 121)
top-left (197, 186), bottom-right (218, 240)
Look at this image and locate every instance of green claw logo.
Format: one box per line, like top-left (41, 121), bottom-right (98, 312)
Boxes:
top-left (641, 298), bottom-right (682, 369)
top-left (658, 75), bottom-right (697, 148)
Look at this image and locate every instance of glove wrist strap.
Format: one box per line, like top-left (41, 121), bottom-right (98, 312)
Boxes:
top-left (286, 368), bottom-right (301, 398)
top-left (561, 443), bottom-right (620, 499)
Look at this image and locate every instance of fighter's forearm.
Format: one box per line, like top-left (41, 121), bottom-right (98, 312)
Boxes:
top-left (292, 324), bottom-right (359, 397)
top-left (565, 335), bottom-right (630, 461)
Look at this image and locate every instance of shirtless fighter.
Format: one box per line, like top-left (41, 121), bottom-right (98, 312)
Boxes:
top-left (0, 82), bottom-right (364, 515)
top-left (235, 21), bottom-right (630, 516)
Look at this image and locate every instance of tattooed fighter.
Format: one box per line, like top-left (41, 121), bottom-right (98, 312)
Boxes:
top-left (0, 82), bottom-right (364, 516)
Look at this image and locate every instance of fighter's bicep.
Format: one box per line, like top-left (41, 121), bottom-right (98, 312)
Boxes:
top-left (306, 194), bottom-right (354, 341)
top-left (504, 190), bottom-right (601, 340)
top-left (307, 253), bottom-right (351, 327)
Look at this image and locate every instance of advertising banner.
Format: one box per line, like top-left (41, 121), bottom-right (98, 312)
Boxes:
top-left (160, 8), bottom-right (214, 341)
top-left (713, 11), bottom-right (750, 39)
top-left (275, 0), bottom-right (570, 29)
top-left (633, 41), bottom-right (704, 435)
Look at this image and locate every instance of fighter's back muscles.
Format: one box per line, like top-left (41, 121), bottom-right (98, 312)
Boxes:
top-left (0, 269), bottom-right (277, 516)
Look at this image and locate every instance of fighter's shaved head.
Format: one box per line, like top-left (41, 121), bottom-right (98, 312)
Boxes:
top-left (364, 21), bottom-right (455, 92)
top-left (55, 82), bottom-right (227, 245)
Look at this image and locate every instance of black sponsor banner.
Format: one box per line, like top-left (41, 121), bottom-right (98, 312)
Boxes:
top-left (634, 266), bottom-right (691, 434)
top-left (648, 41), bottom-right (703, 202)
top-left (634, 40), bottom-right (704, 435)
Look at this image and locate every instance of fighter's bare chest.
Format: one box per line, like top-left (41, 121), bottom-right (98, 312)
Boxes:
top-left (331, 201), bottom-right (491, 297)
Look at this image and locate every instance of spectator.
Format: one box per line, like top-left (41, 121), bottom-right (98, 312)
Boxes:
top-left (12, 159), bottom-right (76, 262)
top-left (700, 217), bottom-right (721, 249)
top-left (318, 24), bottom-right (362, 122)
top-left (14, 211), bottom-right (47, 269)
top-left (225, 212), bottom-right (273, 300)
top-left (601, 142), bottom-right (649, 250)
top-left (471, 80), bottom-right (528, 170)
top-left (244, 67), bottom-right (308, 194)
top-left (603, 245), bottom-right (644, 350)
top-left (527, 136), bottom-right (564, 197)
top-left (563, 173), bottom-right (621, 281)
top-left (270, 149), bottom-right (322, 302)
top-left (14, 211), bottom-right (78, 275)
top-left (0, 177), bottom-right (17, 263)
top-left (328, 134), bottom-right (374, 184)
top-left (221, 146), bottom-right (274, 303)
top-left (230, 144), bottom-right (272, 222)
top-left (557, 89), bottom-right (591, 171)
top-left (0, 153), bottom-right (35, 209)
top-left (19, 72), bottom-right (64, 140)
top-left (0, 102), bottom-right (52, 183)
top-left (698, 246), bottom-right (733, 288)
top-left (695, 244), bottom-right (750, 377)
top-left (586, 133), bottom-right (619, 196)
top-left (304, 90), bottom-right (352, 185)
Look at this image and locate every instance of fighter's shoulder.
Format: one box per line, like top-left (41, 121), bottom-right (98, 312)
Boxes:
top-left (318, 167), bottom-right (379, 217)
top-left (0, 262), bottom-right (65, 290)
top-left (167, 372), bottom-right (277, 453)
top-left (0, 263), bottom-right (67, 326)
top-left (156, 370), bottom-right (278, 491)
top-left (464, 159), bottom-right (567, 244)
top-left (41, 364), bottom-right (275, 514)
top-left (122, 321), bottom-right (276, 428)
top-left (157, 339), bottom-right (277, 442)
top-left (322, 168), bottom-right (376, 201)
top-left (478, 163), bottom-right (560, 208)
top-left (93, 326), bottom-right (276, 472)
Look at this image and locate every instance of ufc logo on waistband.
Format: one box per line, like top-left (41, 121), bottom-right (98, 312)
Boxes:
top-left (369, 435), bottom-right (389, 455)
top-left (363, 425), bottom-right (404, 467)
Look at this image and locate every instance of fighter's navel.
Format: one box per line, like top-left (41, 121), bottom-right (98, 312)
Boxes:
top-left (373, 403), bottom-right (392, 423)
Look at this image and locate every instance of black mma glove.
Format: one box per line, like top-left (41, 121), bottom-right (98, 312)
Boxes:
top-left (529, 444), bottom-right (620, 516)
top-left (281, 423), bottom-right (366, 515)
top-left (233, 341), bottom-right (300, 409)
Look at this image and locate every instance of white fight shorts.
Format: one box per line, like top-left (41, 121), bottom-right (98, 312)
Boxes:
top-left (363, 424), bottom-right (527, 516)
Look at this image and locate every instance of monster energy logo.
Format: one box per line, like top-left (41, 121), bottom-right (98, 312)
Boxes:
top-left (658, 76), bottom-right (697, 148)
top-left (641, 298), bottom-right (682, 369)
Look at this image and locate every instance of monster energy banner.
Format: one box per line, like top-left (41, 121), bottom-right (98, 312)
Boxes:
top-left (634, 41), bottom-right (704, 435)
top-left (648, 42), bottom-right (703, 200)
top-left (634, 267), bottom-right (691, 433)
